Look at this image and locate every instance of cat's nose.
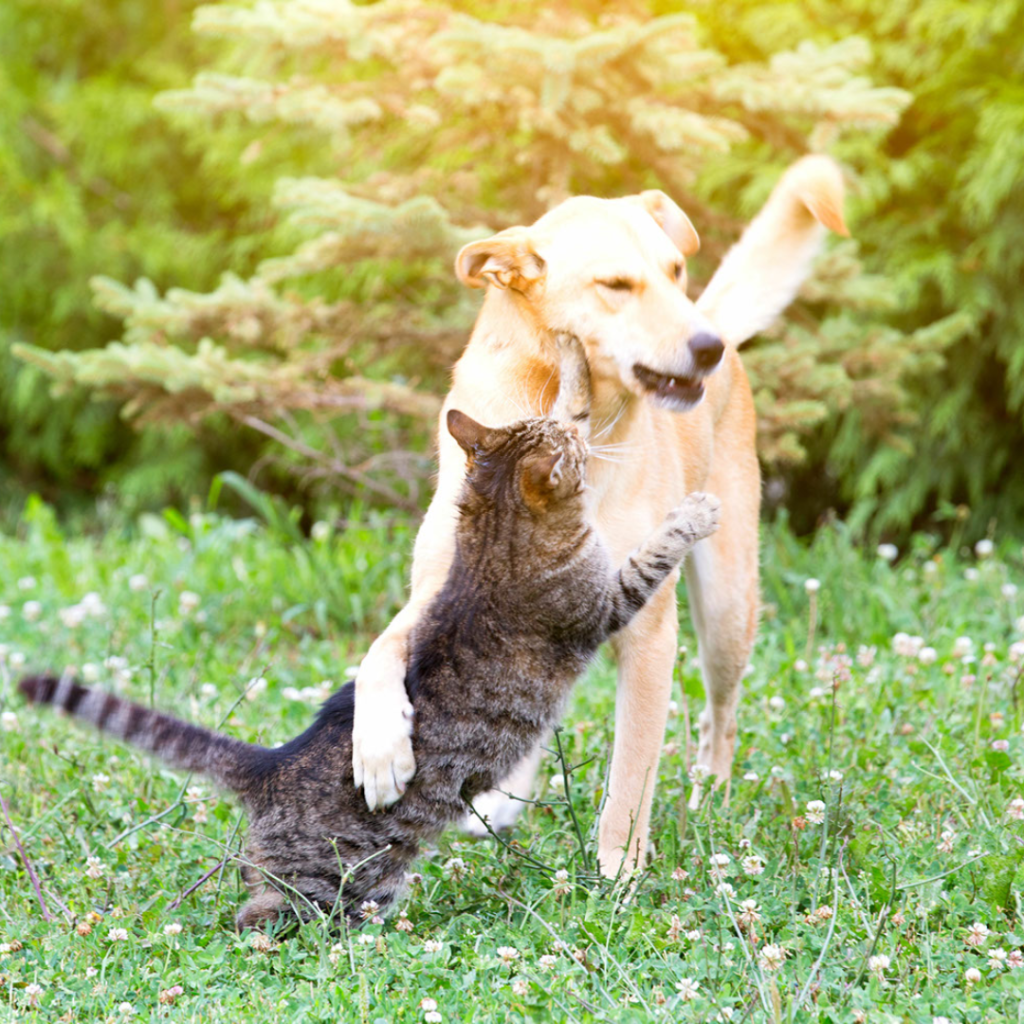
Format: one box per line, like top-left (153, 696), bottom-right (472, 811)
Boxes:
top-left (688, 332), bottom-right (724, 371)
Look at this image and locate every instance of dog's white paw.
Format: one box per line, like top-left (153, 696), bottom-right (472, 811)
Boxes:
top-left (351, 646), bottom-right (416, 810)
top-left (462, 789), bottom-right (525, 836)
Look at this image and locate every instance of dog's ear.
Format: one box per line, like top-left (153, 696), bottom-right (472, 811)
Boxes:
top-left (447, 409), bottom-right (492, 456)
top-left (632, 190), bottom-right (700, 257)
top-left (455, 228), bottom-right (546, 291)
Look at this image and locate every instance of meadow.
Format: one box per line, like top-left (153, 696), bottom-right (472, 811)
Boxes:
top-left (1, 496), bottom-right (1023, 1023)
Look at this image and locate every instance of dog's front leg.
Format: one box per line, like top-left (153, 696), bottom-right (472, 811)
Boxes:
top-left (598, 577), bottom-right (679, 877)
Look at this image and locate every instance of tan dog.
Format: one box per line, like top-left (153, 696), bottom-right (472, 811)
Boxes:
top-left (352, 156), bottom-right (847, 876)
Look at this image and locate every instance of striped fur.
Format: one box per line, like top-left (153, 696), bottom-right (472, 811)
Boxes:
top-left (18, 674), bottom-right (263, 793)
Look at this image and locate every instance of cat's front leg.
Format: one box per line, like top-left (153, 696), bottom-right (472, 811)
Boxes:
top-left (605, 492), bottom-right (721, 635)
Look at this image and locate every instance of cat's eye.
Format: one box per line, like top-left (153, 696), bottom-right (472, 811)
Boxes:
top-left (597, 277), bottom-right (636, 293)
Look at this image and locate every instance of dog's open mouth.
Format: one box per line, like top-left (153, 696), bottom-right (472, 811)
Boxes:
top-left (632, 363), bottom-right (705, 410)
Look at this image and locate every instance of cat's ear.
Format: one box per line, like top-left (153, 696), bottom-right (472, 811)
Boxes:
top-left (447, 409), bottom-right (492, 456)
top-left (455, 228), bottom-right (546, 291)
top-left (520, 451), bottom-right (566, 510)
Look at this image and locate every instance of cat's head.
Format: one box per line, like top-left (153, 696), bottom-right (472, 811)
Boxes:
top-left (447, 409), bottom-right (588, 517)
top-left (448, 332), bottom-right (591, 519)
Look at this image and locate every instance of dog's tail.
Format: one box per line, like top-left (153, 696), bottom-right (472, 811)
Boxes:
top-left (696, 155), bottom-right (848, 347)
top-left (19, 674), bottom-right (269, 795)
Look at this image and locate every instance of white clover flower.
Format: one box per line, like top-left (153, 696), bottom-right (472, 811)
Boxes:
top-left (107, 927), bottom-right (129, 942)
top-left (965, 922), bottom-right (990, 947)
top-left (710, 853), bottom-right (731, 867)
top-left (200, 683), bottom-right (218, 699)
top-left (965, 966), bottom-right (981, 984)
top-left (715, 882), bottom-right (736, 900)
top-left (1006, 797), bottom-right (1024, 820)
top-left (952, 636), bottom-right (973, 659)
top-left (988, 948), bottom-right (1008, 970)
top-left (552, 868), bottom-right (571, 896)
top-left (808, 686), bottom-right (826, 700)
top-left (676, 978), bottom-right (700, 1002)
top-left (539, 954), bottom-right (557, 970)
top-left (496, 945), bottom-right (520, 965)
top-left (918, 646), bottom-right (938, 665)
top-left (22, 600), bottom-right (42, 623)
top-left (975, 539), bottom-right (994, 559)
top-left (511, 978), bottom-right (529, 997)
top-left (423, 939), bottom-right (443, 954)
top-left (424, 1013), bottom-right (442, 1024)
top-left (868, 953), bottom-right (890, 977)
top-left (964, 567), bottom-right (980, 582)
top-left (1, 711), bottom-right (19, 733)
top-left (804, 578), bottom-right (821, 595)
top-left (80, 593), bottom-right (106, 618)
top-left (245, 676), bottom-right (268, 701)
top-left (794, 658), bottom-right (808, 672)
top-left (91, 773), bottom-right (111, 793)
top-left (992, 739), bottom-right (1010, 753)
top-left (59, 605), bottom-right (87, 629)
top-left (1011, 641), bottom-right (1024, 663)
top-left (18, 576), bottom-right (37, 591)
top-left (805, 800), bottom-right (826, 825)
top-left (164, 922), bottom-right (183, 936)
top-left (118, 1002), bottom-right (135, 1017)
top-left (743, 771), bottom-right (760, 782)
top-left (419, 999), bottom-right (438, 1012)
top-left (828, 769), bottom-right (844, 782)
top-left (310, 521), bottom-right (332, 543)
top-left (758, 943), bottom-right (786, 970)
top-left (741, 855), bottom-right (765, 876)
top-left (0, 605), bottom-right (9, 620)
top-left (443, 857), bottom-right (466, 879)
top-left (356, 934), bottom-right (375, 946)
top-left (688, 764), bottom-right (712, 786)
top-left (1008, 950), bottom-right (1024, 969)
top-left (938, 829), bottom-right (957, 853)
top-left (327, 942), bottom-right (345, 966)
top-left (128, 574), bottom-right (149, 592)
top-left (359, 900), bottom-right (380, 920)
top-left (85, 856), bottom-right (105, 880)
top-left (877, 543), bottom-right (898, 562)
top-left (770, 765), bottom-right (785, 777)
top-left (685, 930), bottom-right (701, 942)
top-left (737, 900), bottom-right (761, 927)
top-left (178, 591), bottom-right (201, 614)
top-left (81, 662), bottom-right (100, 683)
top-left (768, 696), bottom-right (785, 712)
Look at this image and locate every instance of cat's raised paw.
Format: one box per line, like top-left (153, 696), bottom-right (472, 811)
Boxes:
top-left (666, 492), bottom-right (722, 544)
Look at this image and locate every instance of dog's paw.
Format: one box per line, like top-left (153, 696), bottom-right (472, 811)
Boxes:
top-left (352, 646), bottom-right (416, 810)
top-left (461, 789), bottom-right (526, 837)
top-left (665, 492), bottom-right (722, 545)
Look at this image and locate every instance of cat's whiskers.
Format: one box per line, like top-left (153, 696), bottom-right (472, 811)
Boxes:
top-left (592, 399), bottom-right (629, 442)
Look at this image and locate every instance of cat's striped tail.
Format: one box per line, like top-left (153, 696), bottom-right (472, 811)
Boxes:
top-left (18, 674), bottom-right (268, 795)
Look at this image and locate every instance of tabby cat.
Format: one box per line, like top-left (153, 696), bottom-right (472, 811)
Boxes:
top-left (19, 334), bottom-right (720, 930)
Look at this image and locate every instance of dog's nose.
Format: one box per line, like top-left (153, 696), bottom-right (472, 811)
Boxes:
top-left (688, 332), bottom-right (724, 371)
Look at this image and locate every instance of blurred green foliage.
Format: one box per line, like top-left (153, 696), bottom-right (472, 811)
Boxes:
top-left (3, 0), bottom-right (1023, 541)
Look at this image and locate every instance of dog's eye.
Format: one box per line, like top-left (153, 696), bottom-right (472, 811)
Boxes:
top-left (672, 262), bottom-right (684, 282)
top-left (597, 278), bottom-right (635, 292)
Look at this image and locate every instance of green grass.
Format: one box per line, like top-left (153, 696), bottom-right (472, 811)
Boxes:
top-left (2, 499), bottom-right (1024, 1022)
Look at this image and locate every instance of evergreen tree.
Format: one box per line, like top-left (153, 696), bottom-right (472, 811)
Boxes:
top-left (14, 1), bottom-right (924, 518)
